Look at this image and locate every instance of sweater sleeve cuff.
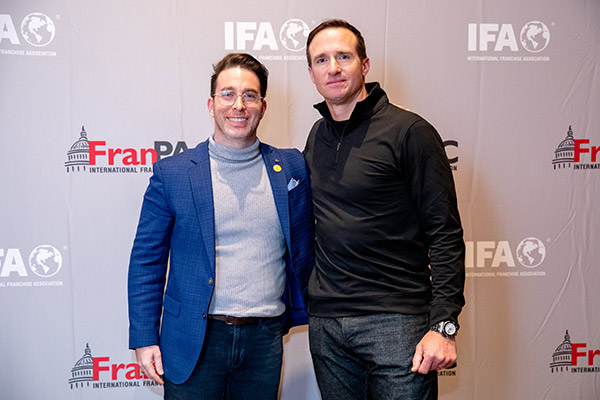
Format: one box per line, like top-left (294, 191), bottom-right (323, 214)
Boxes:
top-left (429, 301), bottom-right (463, 326)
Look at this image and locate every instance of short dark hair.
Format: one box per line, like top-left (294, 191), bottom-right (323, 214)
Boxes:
top-left (210, 53), bottom-right (269, 98)
top-left (306, 19), bottom-right (367, 67)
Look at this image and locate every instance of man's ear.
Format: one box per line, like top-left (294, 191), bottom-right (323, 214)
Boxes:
top-left (207, 97), bottom-right (215, 118)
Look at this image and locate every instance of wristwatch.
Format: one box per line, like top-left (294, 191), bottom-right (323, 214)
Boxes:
top-left (430, 321), bottom-right (458, 339)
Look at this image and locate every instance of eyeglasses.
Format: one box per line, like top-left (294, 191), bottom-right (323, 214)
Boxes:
top-left (213, 90), bottom-right (263, 107)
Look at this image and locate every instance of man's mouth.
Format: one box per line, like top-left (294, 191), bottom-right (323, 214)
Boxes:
top-left (228, 117), bottom-right (248, 123)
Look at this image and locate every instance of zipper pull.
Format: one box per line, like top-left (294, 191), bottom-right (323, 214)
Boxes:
top-left (334, 142), bottom-right (341, 164)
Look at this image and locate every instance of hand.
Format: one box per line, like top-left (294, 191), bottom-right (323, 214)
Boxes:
top-left (411, 330), bottom-right (457, 374)
top-left (135, 345), bottom-right (164, 384)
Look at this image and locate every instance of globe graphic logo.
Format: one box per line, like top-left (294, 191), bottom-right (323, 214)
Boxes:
top-left (279, 19), bottom-right (310, 52)
top-left (29, 245), bottom-right (63, 277)
top-left (516, 237), bottom-right (546, 268)
top-left (21, 13), bottom-right (56, 47)
top-left (520, 21), bottom-right (549, 53)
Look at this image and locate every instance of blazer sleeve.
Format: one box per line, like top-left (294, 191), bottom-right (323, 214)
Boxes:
top-left (128, 161), bottom-right (174, 349)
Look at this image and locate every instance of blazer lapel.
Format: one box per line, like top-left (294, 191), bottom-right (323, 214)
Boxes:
top-left (188, 140), bottom-right (216, 273)
top-left (261, 145), bottom-right (292, 251)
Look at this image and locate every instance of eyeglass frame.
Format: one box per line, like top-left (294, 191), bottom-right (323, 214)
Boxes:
top-left (212, 90), bottom-right (264, 107)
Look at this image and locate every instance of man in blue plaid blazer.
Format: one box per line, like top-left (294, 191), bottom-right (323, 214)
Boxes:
top-left (128, 53), bottom-right (314, 399)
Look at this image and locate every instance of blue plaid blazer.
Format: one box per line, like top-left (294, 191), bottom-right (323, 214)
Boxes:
top-left (128, 139), bottom-right (314, 384)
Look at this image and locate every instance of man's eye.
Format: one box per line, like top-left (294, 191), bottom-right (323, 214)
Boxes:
top-left (243, 93), bottom-right (258, 101)
top-left (316, 58), bottom-right (326, 64)
top-left (221, 91), bottom-right (234, 98)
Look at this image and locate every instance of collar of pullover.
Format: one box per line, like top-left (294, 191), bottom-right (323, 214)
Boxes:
top-left (208, 136), bottom-right (261, 163)
top-left (313, 82), bottom-right (388, 130)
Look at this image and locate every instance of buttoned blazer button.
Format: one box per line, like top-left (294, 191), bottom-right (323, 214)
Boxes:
top-left (208, 277), bottom-right (214, 285)
top-left (202, 313), bottom-right (207, 319)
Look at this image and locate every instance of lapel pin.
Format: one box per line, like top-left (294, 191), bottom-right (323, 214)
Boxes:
top-left (273, 164), bottom-right (282, 172)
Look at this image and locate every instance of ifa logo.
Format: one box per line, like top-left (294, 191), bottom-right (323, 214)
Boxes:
top-left (224, 19), bottom-right (311, 60)
top-left (466, 21), bottom-right (551, 62)
top-left (465, 237), bottom-right (548, 278)
top-left (0, 12), bottom-right (58, 57)
top-left (468, 21), bottom-right (550, 53)
top-left (0, 245), bottom-right (62, 279)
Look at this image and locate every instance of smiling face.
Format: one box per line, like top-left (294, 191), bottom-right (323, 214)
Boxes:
top-left (308, 27), bottom-right (370, 112)
top-left (207, 67), bottom-right (267, 149)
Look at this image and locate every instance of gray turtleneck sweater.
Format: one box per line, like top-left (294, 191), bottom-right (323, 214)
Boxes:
top-left (207, 137), bottom-right (286, 318)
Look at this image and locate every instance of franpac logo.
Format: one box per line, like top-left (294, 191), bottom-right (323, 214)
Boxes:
top-left (550, 330), bottom-right (600, 373)
top-left (224, 19), bottom-right (311, 62)
top-left (0, 244), bottom-right (64, 288)
top-left (0, 12), bottom-right (57, 57)
top-left (65, 126), bottom-right (190, 174)
top-left (466, 237), bottom-right (548, 278)
top-left (444, 140), bottom-right (459, 171)
top-left (395, 103), bottom-right (459, 172)
top-left (552, 125), bottom-right (600, 171)
top-left (467, 20), bottom-right (550, 62)
top-left (69, 343), bottom-right (159, 390)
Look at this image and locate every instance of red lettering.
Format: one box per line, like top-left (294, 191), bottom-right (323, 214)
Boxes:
top-left (122, 148), bottom-right (139, 165)
top-left (589, 349), bottom-right (600, 365)
top-left (141, 148), bottom-right (157, 165)
top-left (571, 343), bottom-right (587, 365)
top-left (592, 146), bottom-right (600, 162)
top-left (88, 141), bottom-right (106, 165)
top-left (93, 357), bottom-right (110, 380)
top-left (108, 148), bottom-right (122, 165)
top-left (112, 363), bottom-right (125, 380)
top-left (574, 139), bottom-right (589, 162)
top-left (89, 141), bottom-right (163, 166)
top-left (125, 363), bottom-right (143, 380)
top-left (92, 357), bottom-right (147, 381)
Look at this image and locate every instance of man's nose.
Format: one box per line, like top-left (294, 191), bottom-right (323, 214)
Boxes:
top-left (328, 58), bottom-right (341, 73)
top-left (232, 93), bottom-right (246, 109)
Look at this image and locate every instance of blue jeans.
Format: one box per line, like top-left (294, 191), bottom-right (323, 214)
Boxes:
top-left (164, 316), bottom-right (283, 400)
top-left (309, 313), bottom-right (437, 400)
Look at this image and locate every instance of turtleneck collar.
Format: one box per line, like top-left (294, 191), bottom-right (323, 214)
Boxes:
top-left (208, 136), bottom-right (261, 163)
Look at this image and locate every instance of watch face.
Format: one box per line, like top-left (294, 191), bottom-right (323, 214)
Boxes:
top-left (444, 322), bottom-right (457, 336)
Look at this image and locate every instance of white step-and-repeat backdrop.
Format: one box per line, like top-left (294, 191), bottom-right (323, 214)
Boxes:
top-left (1, 0), bottom-right (599, 399)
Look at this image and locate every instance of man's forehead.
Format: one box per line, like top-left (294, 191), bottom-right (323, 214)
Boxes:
top-left (216, 67), bottom-right (260, 88)
top-left (310, 28), bottom-right (357, 52)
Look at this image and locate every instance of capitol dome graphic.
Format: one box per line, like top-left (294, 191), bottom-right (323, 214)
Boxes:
top-left (69, 343), bottom-right (94, 388)
top-left (552, 126), bottom-right (575, 169)
top-left (65, 126), bottom-right (90, 172)
top-left (549, 330), bottom-right (572, 373)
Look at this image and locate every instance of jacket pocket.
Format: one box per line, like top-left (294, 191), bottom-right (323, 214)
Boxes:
top-left (163, 293), bottom-right (181, 317)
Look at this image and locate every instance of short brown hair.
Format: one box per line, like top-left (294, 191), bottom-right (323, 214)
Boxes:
top-left (306, 19), bottom-right (367, 67)
top-left (210, 53), bottom-right (269, 98)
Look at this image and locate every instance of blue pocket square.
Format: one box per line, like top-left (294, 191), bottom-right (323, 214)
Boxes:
top-left (287, 178), bottom-right (300, 191)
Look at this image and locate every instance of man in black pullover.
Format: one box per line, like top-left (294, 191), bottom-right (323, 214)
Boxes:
top-left (303, 19), bottom-right (465, 400)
